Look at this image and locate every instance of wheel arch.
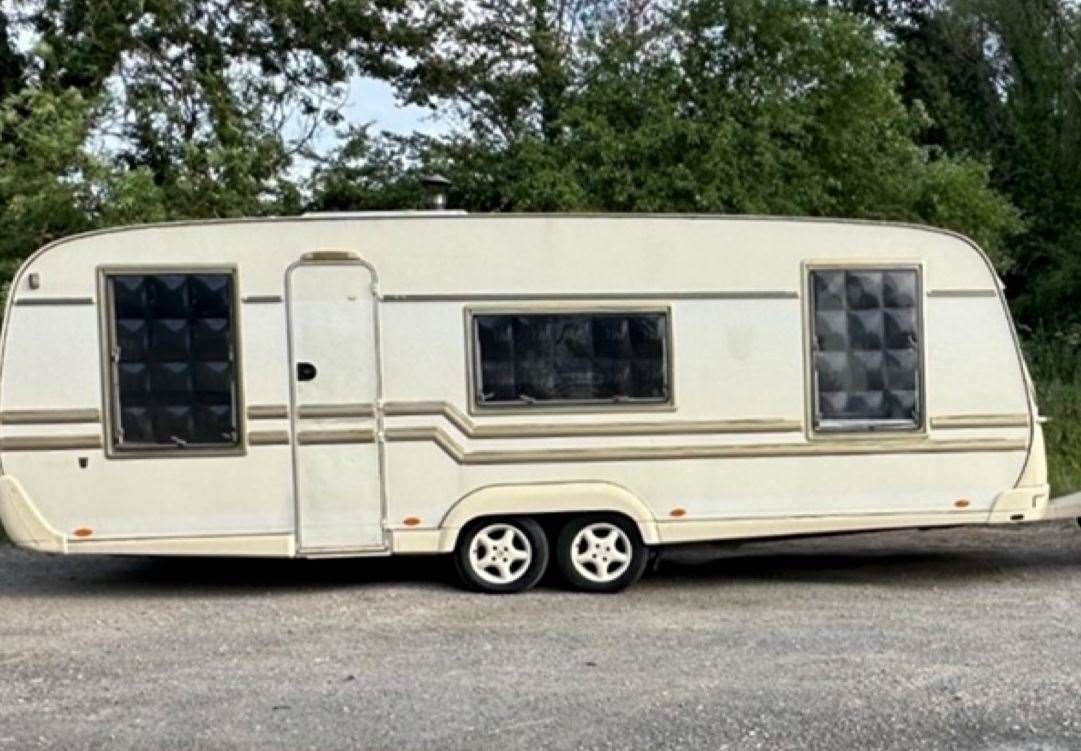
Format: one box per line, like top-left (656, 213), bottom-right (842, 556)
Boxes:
top-left (436, 481), bottom-right (660, 552)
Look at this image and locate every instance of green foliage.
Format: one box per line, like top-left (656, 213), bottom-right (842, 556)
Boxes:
top-left (0, 0), bottom-right (1029, 266)
top-left (903, 157), bottom-right (1023, 273)
top-left (860, 0), bottom-right (1081, 326)
top-left (0, 87), bottom-right (166, 258)
top-left (993, 0), bottom-right (1081, 326)
top-left (1024, 328), bottom-right (1081, 496)
top-left (0, 0), bottom-right (434, 251)
top-left (0, 12), bottom-right (24, 99)
top-left (308, 129), bottom-right (430, 211)
top-left (340, 0), bottom-right (1021, 267)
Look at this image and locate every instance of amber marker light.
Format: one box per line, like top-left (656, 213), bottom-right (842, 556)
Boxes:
top-left (73, 527), bottom-right (93, 538)
top-left (403, 517), bottom-right (422, 527)
top-left (954, 499), bottom-right (971, 509)
top-left (670, 507), bottom-right (687, 518)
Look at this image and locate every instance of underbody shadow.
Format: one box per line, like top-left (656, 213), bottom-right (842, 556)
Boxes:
top-left (0, 546), bottom-right (460, 598)
top-left (1, 524), bottom-right (1078, 598)
top-left (650, 527), bottom-right (1081, 587)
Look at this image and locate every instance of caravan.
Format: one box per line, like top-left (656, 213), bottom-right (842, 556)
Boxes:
top-left (0, 213), bottom-right (1075, 592)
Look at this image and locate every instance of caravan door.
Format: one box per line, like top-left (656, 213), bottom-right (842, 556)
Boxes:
top-left (286, 255), bottom-right (384, 553)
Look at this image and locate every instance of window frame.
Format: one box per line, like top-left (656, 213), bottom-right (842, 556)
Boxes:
top-left (803, 261), bottom-right (927, 438)
top-left (464, 304), bottom-right (677, 415)
top-left (97, 265), bottom-right (246, 458)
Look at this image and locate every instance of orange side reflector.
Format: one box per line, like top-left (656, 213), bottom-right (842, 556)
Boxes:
top-left (403, 517), bottom-right (422, 527)
top-left (669, 508), bottom-right (687, 518)
top-left (954, 499), bottom-right (971, 509)
top-left (73, 527), bottom-right (93, 538)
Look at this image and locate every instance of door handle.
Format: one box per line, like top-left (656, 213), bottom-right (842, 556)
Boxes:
top-left (296, 362), bottom-right (317, 382)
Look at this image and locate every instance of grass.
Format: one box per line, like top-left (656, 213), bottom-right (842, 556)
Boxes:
top-left (1024, 328), bottom-right (1081, 497)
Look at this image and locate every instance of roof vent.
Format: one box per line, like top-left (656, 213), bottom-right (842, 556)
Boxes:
top-left (422, 174), bottom-right (452, 210)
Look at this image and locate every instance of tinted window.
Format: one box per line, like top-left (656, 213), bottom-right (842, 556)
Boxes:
top-left (811, 269), bottom-right (921, 430)
top-left (108, 273), bottom-right (239, 449)
top-left (473, 312), bottom-right (670, 406)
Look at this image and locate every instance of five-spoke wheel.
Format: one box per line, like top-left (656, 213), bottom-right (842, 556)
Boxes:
top-left (454, 517), bottom-right (548, 593)
top-left (555, 515), bottom-right (649, 593)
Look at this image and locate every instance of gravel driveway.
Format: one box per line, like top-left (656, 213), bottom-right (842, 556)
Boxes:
top-left (1, 518), bottom-right (1080, 750)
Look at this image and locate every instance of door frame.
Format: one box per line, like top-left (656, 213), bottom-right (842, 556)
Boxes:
top-left (284, 250), bottom-right (389, 554)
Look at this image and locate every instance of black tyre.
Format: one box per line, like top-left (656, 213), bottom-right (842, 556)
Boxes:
top-left (454, 517), bottom-right (549, 594)
top-left (555, 515), bottom-right (649, 593)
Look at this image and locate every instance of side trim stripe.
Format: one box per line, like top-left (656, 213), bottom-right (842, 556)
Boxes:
top-left (383, 427), bottom-right (1027, 465)
top-left (931, 414), bottom-right (1030, 429)
top-left (297, 404), bottom-right (375, 419)
top-left (296, 428), bottom-right (376, 446)
top-left (247, 405), bottom-right (289, 420)
top-left (0, 409), bottom-right (1031, 452)
top-left (926, 289), bottom-right (998, 298)
top-left (12, 297), bottom-right (94, 306)
top-left (382, 291), bottom-right (800, 302)
top-left (383, 401), bottom-right (803, 437)
top-left (247, 404), bottom-right (377, 420)
top-left (0, 408), bottom-right (101, 424)
top-left (248, 430), bottom-right (290, 446)
top-left (0, 435), bottom-right (103, 451)
top-left (0, 431), bottom-right (1027, 457)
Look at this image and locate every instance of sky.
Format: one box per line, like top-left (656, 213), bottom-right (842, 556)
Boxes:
top-left (341, 77), bottom-right (450, 138)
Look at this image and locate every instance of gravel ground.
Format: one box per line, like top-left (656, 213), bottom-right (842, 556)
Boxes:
top-left (1, 519), bottom-right (1081, 750)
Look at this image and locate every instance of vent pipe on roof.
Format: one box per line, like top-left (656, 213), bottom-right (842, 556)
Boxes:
top-left (422, 174), bottom-right (452, 210)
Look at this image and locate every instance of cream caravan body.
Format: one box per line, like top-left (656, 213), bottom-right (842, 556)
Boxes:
top-left (0, 214), bottom-right (1074, 592)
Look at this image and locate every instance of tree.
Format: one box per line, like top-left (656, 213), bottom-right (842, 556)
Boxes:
top-left (330, 0), bottom-right (1020, 266)
top-left (984, 0), bottom-right (1081, 323)
top-left (0, 87), bottom-right (165, 269)
top-left (308, 129), bottom-right (430, 212)
top-left (838, 1), bottom-right (1081, 325)
top-left (1, 0), bottom-right (436, 220)
top-left (0, 0), bottom-right (438, 271)
top-left (0, 12), bottom-right (24, 100)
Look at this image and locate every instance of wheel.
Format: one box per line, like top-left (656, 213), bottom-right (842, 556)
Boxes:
top-left (555, 515), bottom-right (649, 593)
top-left (454, 517), bottom-right (549, 594)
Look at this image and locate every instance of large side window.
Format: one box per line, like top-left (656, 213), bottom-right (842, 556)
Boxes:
top-left (472, 311), bottom-right (671, 408)
top-left (106, 272), bottom-right (240, 450)
top-left (810, 268), bottom-right (922, 432)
